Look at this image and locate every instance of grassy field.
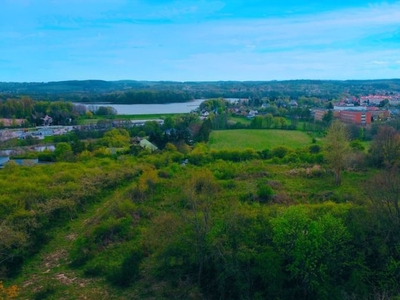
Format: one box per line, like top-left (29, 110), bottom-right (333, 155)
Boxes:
top-left (209, 129), bottom-right (314, 150)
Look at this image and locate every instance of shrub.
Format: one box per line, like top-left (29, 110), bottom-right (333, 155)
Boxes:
top-left (38, 151), bottom-right (56, 162)
top-left (107, 247), bottom-right (143, 286)
top-left (309, 144), bottom-right (321, 154)
top-left (349, 140), bottom-right (365, 152)
top-left (270, 146), bottom-right (291, 159)
top-left (212, 160), bottom-right (237, 180)
top-left (257, 184), bottom-right (274, 203)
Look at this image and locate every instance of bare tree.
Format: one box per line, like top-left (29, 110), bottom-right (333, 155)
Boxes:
top-left (367, 165), bottom-right (400, 226)
top-left (324, 121), bottom-right (350, 186)
top-left (369, 126), bottom-right (400, 168)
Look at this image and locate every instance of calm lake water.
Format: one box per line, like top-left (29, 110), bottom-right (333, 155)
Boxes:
top-left (83, 99), bottom-right (205, 115)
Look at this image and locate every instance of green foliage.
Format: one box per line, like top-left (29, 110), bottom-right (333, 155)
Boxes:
top-left (270, 146), bottom-right (290, 159)
top-left (0, 158), bottom-right (140, 278)
top-left (38, 150), bottom-right (56, 162)
top-left (107, 246), bottom-right (143, 286)
top-left (0, 98), bottom-right (82, 125)
top-left (309, 144), bottom-right (321, 154)
top-left (324, 121), bottom-right (350, 185)
top-left (211, 160), bottom-right (238, 180)
top-left (322, 110), bottom-right (333, 125)
top-left (94, 106), bottom-right (117, 116)
top-left (101, 128), bottom-right (130, 147)
top-left (4, 128), bottom-right (400, 300)
top-left (54, 142), bottom-right (72, 160)
top-left (32, 285), bottom-right (56, 300)
top-left (350, 140), bottom-right (365, 152)
top-left (272, 206), bottom-right (351, 299)
top-left (257, 184), bottom-right (274, 202)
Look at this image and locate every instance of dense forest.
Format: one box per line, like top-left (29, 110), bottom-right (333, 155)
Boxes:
top-left (1, 111), bottom-right (400, 299)
top-left (1, 79), bottom-right (400, 104)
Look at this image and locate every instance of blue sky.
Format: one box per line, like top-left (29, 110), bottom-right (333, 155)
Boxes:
top-left (1, 0), bottom-right (400, 82)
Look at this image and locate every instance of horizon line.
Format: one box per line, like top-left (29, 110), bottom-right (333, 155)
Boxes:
top-left (1, 78), bottom-right (400, 84)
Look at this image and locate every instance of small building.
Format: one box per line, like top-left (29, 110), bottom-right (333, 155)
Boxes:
top-left (247, 110), bottom-right (258, 119)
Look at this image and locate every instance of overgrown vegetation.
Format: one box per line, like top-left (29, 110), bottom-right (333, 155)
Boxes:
top-left (1, 102), bottom-right (400, 299)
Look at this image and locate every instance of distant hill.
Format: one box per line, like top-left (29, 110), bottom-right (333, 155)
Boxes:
top-left (1, 79), bottom-right (400, 103)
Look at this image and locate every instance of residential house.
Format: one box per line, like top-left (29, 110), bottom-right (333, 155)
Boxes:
top-left (247, 110), bottom-right (258, 119)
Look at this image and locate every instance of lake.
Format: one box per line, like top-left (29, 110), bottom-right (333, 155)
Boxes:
top-left (82, 99), bottom-right (205, 115)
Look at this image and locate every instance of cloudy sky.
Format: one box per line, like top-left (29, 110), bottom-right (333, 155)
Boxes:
top-left (1, 0), bottom-right (400, 82)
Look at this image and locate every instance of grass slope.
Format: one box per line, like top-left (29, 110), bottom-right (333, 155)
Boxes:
top-left (12, 183), bottom-right (134, 300)
top-left (209, 129), bottom-right (313, 150)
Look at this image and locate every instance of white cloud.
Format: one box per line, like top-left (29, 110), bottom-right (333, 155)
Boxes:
top-left (164, 48), bottom-right (400, 81)
top-left (191, 1), bottom-right (400, 51)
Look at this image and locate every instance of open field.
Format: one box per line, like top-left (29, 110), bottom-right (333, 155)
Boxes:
top-left (209, 129), bottom-right (314, 150)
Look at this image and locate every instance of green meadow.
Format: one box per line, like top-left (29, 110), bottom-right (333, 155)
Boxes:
top-left (209, 129), bottom-right (314, 150)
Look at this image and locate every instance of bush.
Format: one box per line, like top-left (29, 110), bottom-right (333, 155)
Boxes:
top-left (38, 151), bottom-right (56, 162)
top-left (270, 146), bottom-right (290, 159)
top-left (259, 148), bottom-right (271, 159)
top-left (350, 140), bottom-right (365, 152)
top-left (309, 144), bottom-right (321, 154)
top-left (107, 247), bottom-right (143, 286)
top-left (257, 184), bottom-right (274, 203)
top-left (212, 160), bottom-right (237, 180)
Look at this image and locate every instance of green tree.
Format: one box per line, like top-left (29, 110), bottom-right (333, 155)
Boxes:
top-left (324, 121), bottom-right (350, 185)
top-left (102, 128), bottom-right (130, 147)
top-left (265, 113), bottom-right (274, 128)
top-left (196, 119), bottom-right (212, 142)
top-left (272, 206), bottom-right (351, 299)
top-left (322, 110), bottom-right (333, 126)
top-left (54, 142), bottom-right (73, 161)
top-left (250, 116), bottom-right (264, 129)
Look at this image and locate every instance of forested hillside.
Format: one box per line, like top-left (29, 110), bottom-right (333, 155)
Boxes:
top-left (1, 79), bottom-right (400, 103)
